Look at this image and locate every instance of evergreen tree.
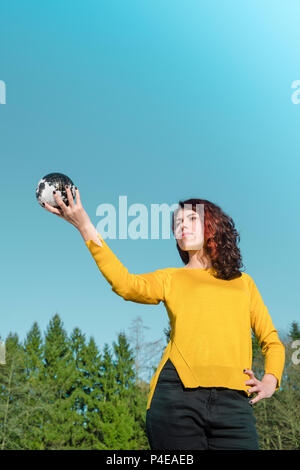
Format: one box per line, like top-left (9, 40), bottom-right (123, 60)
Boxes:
top-left (82, 336), bottom-right (106, 449)
top-left (113, 331), bottom-right (146, 450)
top-left (70, 330), bottom-right (105, 449)
top-left (96, 398), bottom-right (136, 450)
top-left (68, 327), bottom-right (92, 448)
top-left (93, 333), bottom-right (139, 449)
top-left (100, 343), bottom-right (117, 403)
top-left (21, 323), bottom-right (52, 449)
top-left (42, 314), bottom-right (78, 449)
top-left (288, 321), bottom-right (300, 341)
top-left (24, 322), bottom-right (44, 378)
top-left (70, 326), bottom-right (88, 416)
top-left (113, 331), bottom-right (136, 401)
top-left (70, 338), bottom-right (136, 450)
top-left (0, 333), bottom-right (28, 449)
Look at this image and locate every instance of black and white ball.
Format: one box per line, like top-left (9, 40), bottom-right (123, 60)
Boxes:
top-left (36, 172), bottom-right (76, 209)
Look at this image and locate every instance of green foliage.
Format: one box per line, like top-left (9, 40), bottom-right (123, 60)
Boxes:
top-left (0, 314), bottom-right (150, 450)
top-left (0, 333), bottom-right (28, 449)
top-left (0, 317), bottom-right (299, 449)
top-left (288, 321), bottom-right (300, 341)
top-left (253, 336), bottom-right (300, 450)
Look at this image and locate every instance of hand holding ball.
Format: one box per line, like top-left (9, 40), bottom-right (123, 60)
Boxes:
top-left (36, 172), bottom-right (76, 209)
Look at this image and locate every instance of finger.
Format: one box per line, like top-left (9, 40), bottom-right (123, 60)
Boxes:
top-left (247, 385), bottom-right (261, 394)
top-left (243, 369), bottom-right (255, 380)
top-left (249, 392), bottom-right (264, 405)
top-left (53, 191), bottom-right (68, 212)
top-left (245, 379), bottom-right (256, 386)
top-left (44, 202), bottom-right (64, 217)
top-left (75, 187), bottom-right (82, 208)
top-left (65, 185), bottom-right (75, 209)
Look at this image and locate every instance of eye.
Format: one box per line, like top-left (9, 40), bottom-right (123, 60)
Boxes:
top-left (175, 216), bottom-right (197, 225)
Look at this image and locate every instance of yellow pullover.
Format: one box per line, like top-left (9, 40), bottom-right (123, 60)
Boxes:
top-left (85, 233), bottom-right (285, 410)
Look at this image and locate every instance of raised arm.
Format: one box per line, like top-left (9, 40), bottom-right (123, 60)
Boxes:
top-left (83, 229), bottom-right (167, 304)
top-left (43, 187), bottom-right (167, 304)
top-left (247, 274), bottom-right (285, 390)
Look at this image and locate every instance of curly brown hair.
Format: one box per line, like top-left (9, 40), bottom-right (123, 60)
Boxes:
top-left (171, 198), bottom-right (245, 280)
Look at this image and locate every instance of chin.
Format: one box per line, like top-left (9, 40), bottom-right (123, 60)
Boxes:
top-left (181, 242), bottom-right (203, 251)
top-left (185, 239), bottom-right (203, 247)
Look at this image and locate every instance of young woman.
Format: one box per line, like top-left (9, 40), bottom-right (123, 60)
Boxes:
top-left (43, 187), bottom-right (285, 450)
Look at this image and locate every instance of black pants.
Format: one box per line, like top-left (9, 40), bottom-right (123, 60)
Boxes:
top-left (146, 359), bottom-right (259, 450)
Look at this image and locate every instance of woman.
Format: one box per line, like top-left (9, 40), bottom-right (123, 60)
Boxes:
top-left (43, 187), bottom-right (285, 450)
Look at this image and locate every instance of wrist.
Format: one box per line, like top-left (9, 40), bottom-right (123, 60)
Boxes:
top-left (79, 222), bottom-right (103, 246)
top-left (262, 373), bottom-right (278, 388)
top-left (78, 222), bottom-right (92, 236)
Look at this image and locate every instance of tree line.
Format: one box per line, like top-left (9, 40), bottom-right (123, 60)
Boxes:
top-left (0, 315), bottom-right (299, 450)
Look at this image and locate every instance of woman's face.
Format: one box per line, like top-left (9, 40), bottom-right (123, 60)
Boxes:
top-left (174, 208), bottom-right (204, 251)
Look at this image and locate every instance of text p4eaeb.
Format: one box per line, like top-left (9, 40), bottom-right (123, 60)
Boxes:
top-left (150, 454), bottom-right (193, 464)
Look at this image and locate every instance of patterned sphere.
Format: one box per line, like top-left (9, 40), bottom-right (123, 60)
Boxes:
top-left (36, 172), bottom-right (76, 208)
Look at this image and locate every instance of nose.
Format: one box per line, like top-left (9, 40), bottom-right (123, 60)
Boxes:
top-left (179, 222), bottom-right (192, 236)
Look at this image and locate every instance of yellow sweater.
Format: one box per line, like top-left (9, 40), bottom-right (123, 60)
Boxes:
top-left (85, 233), bottom-right (285, 410)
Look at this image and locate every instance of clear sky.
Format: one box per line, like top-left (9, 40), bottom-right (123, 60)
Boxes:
top-left (0, 1), bottom-right (299, 364)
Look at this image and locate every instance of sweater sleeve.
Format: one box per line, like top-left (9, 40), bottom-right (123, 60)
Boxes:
top-left (247, 274), bottom-right (285, 389)
top-left (85, 233), bottom-right (166, 305)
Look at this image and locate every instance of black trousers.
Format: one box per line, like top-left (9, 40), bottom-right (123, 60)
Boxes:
top-left (146, 359), bottom-right (259, 450)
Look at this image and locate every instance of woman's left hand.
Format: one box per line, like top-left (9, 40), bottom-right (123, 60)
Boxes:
top-left (243, 369), bottom-right (277, 405)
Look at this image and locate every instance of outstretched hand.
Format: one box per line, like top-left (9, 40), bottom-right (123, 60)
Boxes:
top-left (243, 369), bottom-right (277, 405)
top-left (43, 186), bottom-right (91, 231)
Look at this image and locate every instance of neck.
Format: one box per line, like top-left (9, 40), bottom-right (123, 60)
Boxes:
top-left (186, 249), bottom-right (212, 269)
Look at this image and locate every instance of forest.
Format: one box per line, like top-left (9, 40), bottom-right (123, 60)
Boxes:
top-left (0, 314), bottom-right (299, 450)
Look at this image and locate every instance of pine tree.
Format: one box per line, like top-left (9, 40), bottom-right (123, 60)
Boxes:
top-left (100, 343), bottom-right (116, 403)
top-left (81, 339), bottom-right (134, 450)
top-left (24, 322), bottom-right (44, 378)
top-left (96, 398), bottom-right (137, 450)
top-left (113, 331), bottom-right (136, 401)
top-left (92, 333), bottom-right (138, 450)
top-left (0, 333), bottom-right (28, 449)
top-left (42, 314), bottom-right (78, 449)
top-left (80, 336), bottom-right (105, 449)
top-left (69, 329), bottom-right (106, 449)
top-left (20, 323), bottom-right (52, 449)
top-left (68, 327), bottom-right (92, 448)
top-left (70, 327), bottom-right (90, 413)
top-left (288, 321), bottom-right (300, 341)
top-left (112, 331), bottom-right (145, 450)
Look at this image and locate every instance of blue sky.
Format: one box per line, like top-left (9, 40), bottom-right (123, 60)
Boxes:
top-left (0, 1), bottom-right (299, 368)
